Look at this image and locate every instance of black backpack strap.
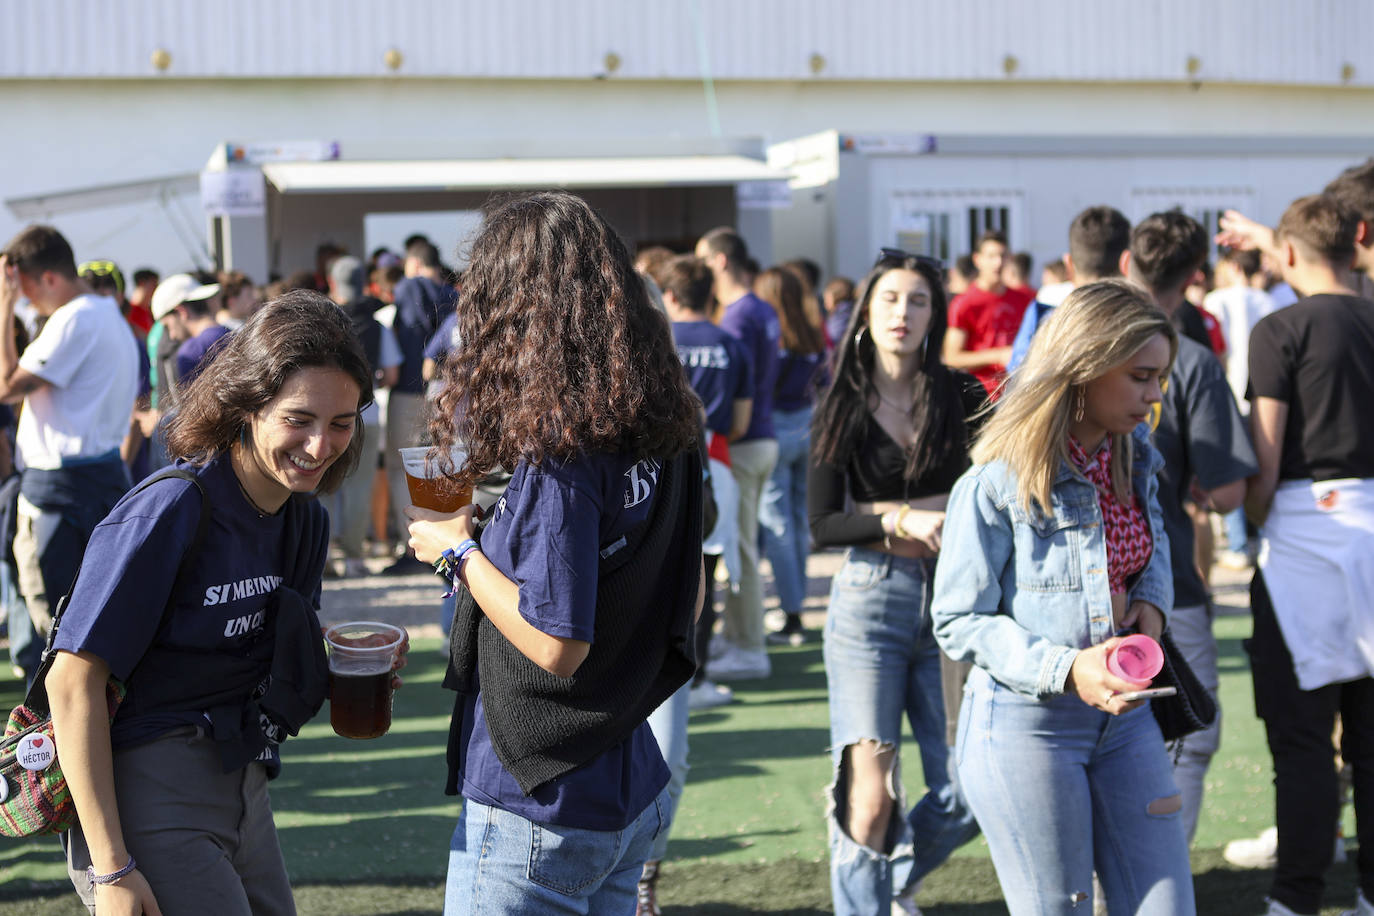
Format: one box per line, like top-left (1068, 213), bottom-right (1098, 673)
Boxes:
top-left (24, 468), bottom-right (211, 712)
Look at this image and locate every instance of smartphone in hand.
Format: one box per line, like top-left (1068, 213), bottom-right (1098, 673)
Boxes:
top-left (1116, 686), bottom-right (1177, 703)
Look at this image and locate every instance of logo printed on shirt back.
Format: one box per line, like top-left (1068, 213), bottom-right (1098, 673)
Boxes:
top-left (678, 344), bottom-right (730, 369)
top-left (624, 458), bottom-right (663, 509)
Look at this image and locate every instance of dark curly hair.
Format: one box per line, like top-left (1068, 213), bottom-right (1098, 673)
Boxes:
top-left (430, 192), bottom-right (699, 489)
top-left (811, 253), bottom-right (967, 480)
top-left (164, 289), bottom-right (374, 494)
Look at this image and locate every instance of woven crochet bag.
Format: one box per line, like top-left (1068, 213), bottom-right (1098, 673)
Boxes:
top-left (0, 679), bottom-right (125, 837)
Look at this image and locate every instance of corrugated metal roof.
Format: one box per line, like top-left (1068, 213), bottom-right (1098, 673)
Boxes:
top-left (5, 0), bottom-right (1374, 87)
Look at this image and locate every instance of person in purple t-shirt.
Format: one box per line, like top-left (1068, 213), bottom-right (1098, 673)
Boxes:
top-left (406, 192), bottom-right (704, 916)
top-left (153, 277), bottom-right (228, 391)
top-left (173, 318), bottom-right (231, 388)
top-left (696, 227), bottom-right (779, 681)
top-left (756, 266), bottom-right (828, 647)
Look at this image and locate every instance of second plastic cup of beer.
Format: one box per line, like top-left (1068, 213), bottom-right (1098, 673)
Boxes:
top-left (325, 621), bottom-right (405, 739)
top-left (398, 446), bottom-right (472, 512)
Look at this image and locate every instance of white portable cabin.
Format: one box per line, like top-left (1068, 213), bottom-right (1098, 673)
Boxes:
top-left (200, 138), bottom-right (789, 281)
top-left (768, 130), bottom-right (1374, 283)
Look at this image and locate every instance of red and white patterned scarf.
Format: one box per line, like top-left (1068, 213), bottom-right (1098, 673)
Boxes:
top-left (1067, 436), bottom-right (1152, 594)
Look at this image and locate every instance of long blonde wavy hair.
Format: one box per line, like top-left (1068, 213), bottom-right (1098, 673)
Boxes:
top-left (971, 279), bottom-right (1177, 515)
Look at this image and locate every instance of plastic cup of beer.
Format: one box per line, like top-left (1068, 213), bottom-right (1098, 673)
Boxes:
top-left (325, 621), bottom-right (405, 740)
top-left (398, 446), bottom-right (472, 512)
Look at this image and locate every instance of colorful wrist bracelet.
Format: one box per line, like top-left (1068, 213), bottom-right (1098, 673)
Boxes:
top-left (455, 540), bottom-right (481, 572)
top-left (435, 539), bottom-right (479, 596)
top-left (87, 856), bottom-right (137, 886)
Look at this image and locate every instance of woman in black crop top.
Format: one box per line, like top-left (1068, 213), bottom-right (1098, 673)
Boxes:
top-left (808, 250), bottom-right (985, 916)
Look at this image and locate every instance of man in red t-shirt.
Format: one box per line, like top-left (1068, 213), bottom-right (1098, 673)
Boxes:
top-left (943, 229), bottom-right (1033, 394)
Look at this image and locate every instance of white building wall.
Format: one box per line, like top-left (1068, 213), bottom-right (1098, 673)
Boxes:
top-left (4, 76), bottom-right (1374, 276)
top-left (7, 0), bottom-right (1374, 87)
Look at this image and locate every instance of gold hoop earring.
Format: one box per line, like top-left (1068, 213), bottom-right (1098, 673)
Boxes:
top-left (1073, 386), bottom-right (1085, 423)
top-left (853, 325), bottom-right (869, 349)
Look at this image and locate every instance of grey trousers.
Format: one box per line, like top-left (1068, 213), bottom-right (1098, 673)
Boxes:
top-left (65, 727), bottom-right (295, 916)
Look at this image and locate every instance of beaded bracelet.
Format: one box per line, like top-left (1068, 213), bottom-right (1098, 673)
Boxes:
top-left (87, 856), bottom-right (137, 886)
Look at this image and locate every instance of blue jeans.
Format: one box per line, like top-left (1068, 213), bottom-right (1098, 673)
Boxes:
top-left (645, 681), bottom-right (690, 862)
top-left (957, 667), bottom-right (1195, 915)
top-left (4, 561), bottom-right (39, 682)
top-left (760, 406), bottom-right (812, 614)
top-left (823, 548), bottom-right (979, 915)
top-left (1224, 506), bottom-right (1249, 552)
top-left (445, 788), bottom-right (669, 915)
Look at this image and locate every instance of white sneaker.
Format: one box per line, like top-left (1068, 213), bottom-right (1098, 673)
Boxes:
top-left (1263, 898), bottom-right (1314, 916)
top-left (343, 557), bottom-right (370, 578)
top-left (708, 645), bottom-right (771, 681)
top-left (688, 679), bottom-right (734, 710)
top-left (1225, 826), bottom-right (1278, 869)
top-left (1341, 889), bottom-right (1374, 916)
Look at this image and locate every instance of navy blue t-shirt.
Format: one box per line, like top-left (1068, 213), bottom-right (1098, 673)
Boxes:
top-left (774, 349), bottom-right (827, 412)
top-left (457, 452), bottom-right (671, 830)
top-left (423, 311), bottom-right (460, 363)
top-left (392, 276), bottom-right (457, 393)
top-left (671, 320), bottom-right (753, 437)
top-left (175, 324), bottom-right (231, 386)
top-left (719, 292), bottom-right (781, 441)
top-left (53, 455), bottom-right (324, 755)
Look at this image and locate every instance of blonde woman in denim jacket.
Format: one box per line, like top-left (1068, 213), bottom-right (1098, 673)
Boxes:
top-left (932, 280), bottom-right (1195, 915)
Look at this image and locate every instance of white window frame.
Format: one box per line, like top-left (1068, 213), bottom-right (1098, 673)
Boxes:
top-left (889, 188), bottom-right (1026, 263)
top-left (1130, 186), bottom-right (1257, 261)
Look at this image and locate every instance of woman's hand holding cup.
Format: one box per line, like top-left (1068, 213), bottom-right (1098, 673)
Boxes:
top-left (1066, 638), bottom-right (1151, 716)
top-left (405, 503), bottom-right (480, 565)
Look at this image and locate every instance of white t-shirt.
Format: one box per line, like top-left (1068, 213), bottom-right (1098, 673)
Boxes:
top-left (362, 324), bottom-right (402, 427)
top-left (17, 293), bottom-right (140, 470)
top-left (1204, 284), bottom-right (1277, 414)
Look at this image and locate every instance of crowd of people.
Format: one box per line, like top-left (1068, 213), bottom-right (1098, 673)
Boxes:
top-left (0, 154), bottom-right (1371, 916)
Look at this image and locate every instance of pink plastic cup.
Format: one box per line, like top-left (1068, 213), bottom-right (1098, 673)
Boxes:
top-left (1106, 634), bottom-right (1164, 688)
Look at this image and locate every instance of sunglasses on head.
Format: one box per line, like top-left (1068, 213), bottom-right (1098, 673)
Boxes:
top-left (875, 247), bottom-right (944, 272)
top-left (78, 259), bottom-right (125, 296)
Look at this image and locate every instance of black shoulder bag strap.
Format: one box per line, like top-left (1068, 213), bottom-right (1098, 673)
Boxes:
top-left (22, 468), bottom-right (211, 714)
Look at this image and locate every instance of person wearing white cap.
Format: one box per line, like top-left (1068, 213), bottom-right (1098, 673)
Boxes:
top-left (141, 274), bottom-right (220, 471)
top-left (0, 225), bottom-right (139, 647)
top-left (155, 276), bottom-right (226, 388)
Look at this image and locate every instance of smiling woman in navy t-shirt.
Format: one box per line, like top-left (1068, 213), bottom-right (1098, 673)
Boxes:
top-left (46, 292), bottom-right (392, 916)
top-left (406, 191), bottom-right (705, 916)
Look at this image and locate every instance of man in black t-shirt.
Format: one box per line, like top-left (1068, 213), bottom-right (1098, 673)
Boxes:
top-left (1128, 211), bottom-right (1257, 844)
top-left (1245, 194), bottom-right (1374, 916)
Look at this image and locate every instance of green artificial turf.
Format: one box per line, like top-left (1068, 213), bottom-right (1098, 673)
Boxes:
top-left (0, 621), bottom-right (1365, 914)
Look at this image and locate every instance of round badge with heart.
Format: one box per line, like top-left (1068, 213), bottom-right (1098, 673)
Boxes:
top-left (16, 733), bottom-right (55, 771)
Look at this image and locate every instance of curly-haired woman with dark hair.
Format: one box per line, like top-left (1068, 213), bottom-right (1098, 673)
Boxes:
top-left (809, 250), bottom-right (985, 915)
top-left (47, 291), bottom-right (408, 916)
top-left (405, 191), bottom-right (705, 915)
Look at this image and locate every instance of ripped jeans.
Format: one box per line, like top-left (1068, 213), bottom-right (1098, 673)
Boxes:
top-left (956, 666), bottom-right (1195, 915)
top-left (823, 549), bottom-right (979, 915)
